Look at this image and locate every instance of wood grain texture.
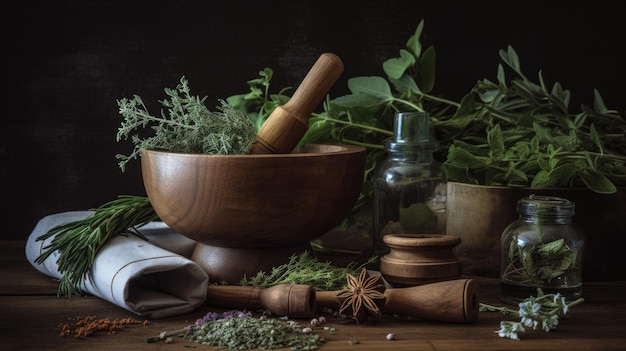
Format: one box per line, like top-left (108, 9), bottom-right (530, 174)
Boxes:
top-left (3, 240), bottom-right (626, 350)
top-left (140, 144), bottom-right (366, 247)
top-left (251, 53), bottom-right (344, 154)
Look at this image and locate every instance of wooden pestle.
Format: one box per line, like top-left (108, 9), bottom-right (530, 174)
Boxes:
top-left (249, 53), bottom-right (344, 154)
top-left (205, 284), bottom-right (316, 319)
top-left (316, 278), bottom-right (480, 323)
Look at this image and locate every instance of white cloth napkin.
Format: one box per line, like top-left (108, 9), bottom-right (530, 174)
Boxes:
top-left (25, 211), bottom-right (208, 319)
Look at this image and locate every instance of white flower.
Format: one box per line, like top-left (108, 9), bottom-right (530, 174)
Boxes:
top-left (542, 315), bottom-right (559, 332)
top-left (553, 294), bottom-right (568, 315)
top-left (496, 321), bottom-right (525, 340)
top-left (521, 316), bottom-right (539, 329)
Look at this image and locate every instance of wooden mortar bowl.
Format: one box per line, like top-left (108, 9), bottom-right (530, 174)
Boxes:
top-left (141, 144), bottom-right (366, 248)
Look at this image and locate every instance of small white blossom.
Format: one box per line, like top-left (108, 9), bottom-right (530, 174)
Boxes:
top-left (541, 315), bottom-right (559, 332)
top-left (521, 316), bottom-right (538, 329)
top-left (484, 289), bottom-right (583, 340)
top-left (496, 321), bottom-right (525, 340)
top-left (553, 294), bottom-right (568, 314)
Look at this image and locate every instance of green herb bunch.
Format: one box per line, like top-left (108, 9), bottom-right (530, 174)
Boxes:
top-left (439, 47), bottom-right (626, 193)
top-left (228, 20), bottom-right (626, 195)
top-left (35, 196), bottom-right (158, 298)
top-left (240, 251), bottom-right (378, 291)
top-left (116, 76), bottom-right (257, 171)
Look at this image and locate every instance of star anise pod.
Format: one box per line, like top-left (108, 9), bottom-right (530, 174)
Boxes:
top-left (335, 268), bottom-right (386, 323)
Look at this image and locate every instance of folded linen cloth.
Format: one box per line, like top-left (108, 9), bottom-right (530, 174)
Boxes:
top-left (25, 211), bottom-right (208, 319)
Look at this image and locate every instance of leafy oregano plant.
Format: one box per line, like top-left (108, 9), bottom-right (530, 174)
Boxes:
top-left (438, 47), bottom-right (625, 194)
top-left (230, 20), bottom-right (625, 196)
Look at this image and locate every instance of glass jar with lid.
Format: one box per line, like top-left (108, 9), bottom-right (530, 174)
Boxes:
top-left (499, 194), bottom-right (585, 304)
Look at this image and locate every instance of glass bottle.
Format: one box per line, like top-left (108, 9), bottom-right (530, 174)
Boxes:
top-left (373, 111), bottom-right (447, 257)
top-left (499, 195), bottom-right (585, 304)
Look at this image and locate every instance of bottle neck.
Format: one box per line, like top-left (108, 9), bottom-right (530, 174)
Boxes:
top-left (388, 149), bottom-right (435, 163)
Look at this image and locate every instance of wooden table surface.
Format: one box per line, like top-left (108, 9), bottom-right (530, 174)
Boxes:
top-left (2, 240), bottom-right (625, 351)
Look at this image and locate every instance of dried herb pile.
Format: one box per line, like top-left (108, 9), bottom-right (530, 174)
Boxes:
top-left (148, 310), bottom-right (325, 350)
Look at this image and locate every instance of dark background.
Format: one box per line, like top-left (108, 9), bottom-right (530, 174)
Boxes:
top-left (4, 1), bottom-right (624, 241)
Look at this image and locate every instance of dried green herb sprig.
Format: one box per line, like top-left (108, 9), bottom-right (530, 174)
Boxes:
top-left (35, 195), bottom-right (159, 298)
top-left (116, 76), bottom-right (257, 171)
top-left (502, 236), bottom-right (579, 286)
top-left (240, 251), bottom-right (378, 291)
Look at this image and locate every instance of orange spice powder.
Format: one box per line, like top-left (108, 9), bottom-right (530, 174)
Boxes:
top-left (58, 315), bottom-right (149, 338)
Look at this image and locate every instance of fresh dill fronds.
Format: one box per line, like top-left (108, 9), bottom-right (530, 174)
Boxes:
top-left (240, 251), bottom-right (379, 291)
top-left (115, 76), bottom-right (257, 171)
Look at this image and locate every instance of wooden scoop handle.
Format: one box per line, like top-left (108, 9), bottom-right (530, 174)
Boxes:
top-left (250, 53), bottom-right (344, 154)
top-left (316, 278), bottom-right (480, 323)
top-left (206, 284), bottom-right (316, 318)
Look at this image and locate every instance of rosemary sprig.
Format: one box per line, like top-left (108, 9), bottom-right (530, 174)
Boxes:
top-left (34, 195), bottom-right (159, 298)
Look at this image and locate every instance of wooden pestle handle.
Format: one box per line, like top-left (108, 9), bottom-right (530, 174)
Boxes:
top-left (316, 278), bottom-right (480, 323)
top-left (249, 53), bottom-right (344, 154)
top-left (206, 284), bottom-right (316, 318)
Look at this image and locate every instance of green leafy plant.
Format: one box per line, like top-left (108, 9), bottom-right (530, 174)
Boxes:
top-left (116, 76), bottom-right (257, 171)
top-left (439, 47), bottom-right (626, 194)
top-left (229, 20), bottom-right (626, 196)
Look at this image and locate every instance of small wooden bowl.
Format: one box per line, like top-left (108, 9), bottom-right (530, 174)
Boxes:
top-left (141, 144), bottom-right (366, 248)
top-left (380, 234), bottom-right (462, 287)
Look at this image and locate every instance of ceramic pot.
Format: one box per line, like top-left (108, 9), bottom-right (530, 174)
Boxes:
top-left (446, 182), bottom-right (626, 281)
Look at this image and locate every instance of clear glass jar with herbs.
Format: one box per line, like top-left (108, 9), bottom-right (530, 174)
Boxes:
top-left (499, 195), bottom-right (585, 304)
